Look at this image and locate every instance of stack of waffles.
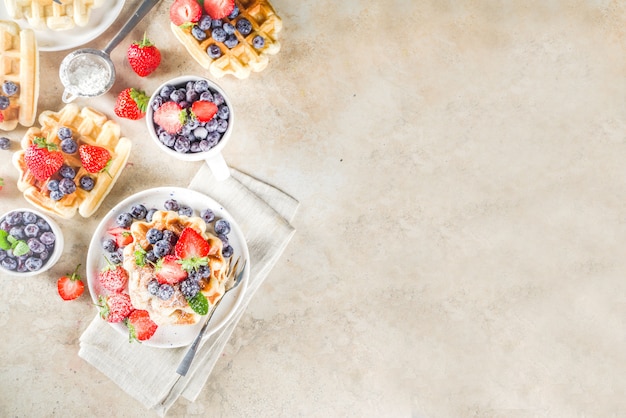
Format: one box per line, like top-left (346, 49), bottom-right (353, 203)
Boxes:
top-left (4, 0), bottom-right (105, 31)
top-left (0, 20), bottom-right (38, 131)
top-left (12, 104), bottom-right (131, 219)
top-left (171, 0), bottom-right (282, 79)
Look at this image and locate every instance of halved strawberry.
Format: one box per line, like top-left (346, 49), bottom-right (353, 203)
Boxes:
top-left (97, 293), bottom-right (134, 323)
top-left (170, 0), bottom-right (202, 26)
top-left (191, 100), bottom-right (218, 123)
top-left (57, 264), bottom-right (84, 301)
top-left (155, 254), bottom-right (188, 284)
top-left (125, 309), bottom-right (158, 342)
top-left (153, 101), bottom-right (185, 134)
top-left (204, 0), bottom-right (235, 19)
top-left (107, 226), bottom-right (133, 247)
top-left (79, 144), bottom-right (111, 174)
top-left (174, 227), bottom-right (210, 272)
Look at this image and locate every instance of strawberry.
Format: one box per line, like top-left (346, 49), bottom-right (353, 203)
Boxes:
top-left (98, 257), bottom-right (129, 293)
top-left (107, 226), bottom-right (133, 247)
top-left (97, 293), bottom-right (134, 323)
top-left (57, 264), bottom-right (84, 301)
top-left (79, 144), bottom-right (111, 174)
top-left (204, 0), bottom-right (235, 19)
top-left (153, 101), bottom-right (186, 134)
top-left (125, 309), bottom-right (158, 342)
top-left (174, 227), bottom-right (210, 272)
top-left (191, 100), bottom-right (218, 123)
top-left (114, 88), bottom-right (148, 120)
top-left (127, 33), bottom-right (161, 77)
top-left (155, 254), bottom-right (188, 284)
top-left (24, 137), bottom-right (64, 182)
top-left (170, 0), bottom-right (202, 26)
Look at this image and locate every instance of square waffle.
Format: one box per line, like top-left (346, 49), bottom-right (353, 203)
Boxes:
top-left (170, 0), bottom-right (282, 79)
top-left (4, 0), bottom-right (105, 31)
top-left (0, 20), bottom-right (38, 131)
top-left (12, 104), bottom-right (131, 219)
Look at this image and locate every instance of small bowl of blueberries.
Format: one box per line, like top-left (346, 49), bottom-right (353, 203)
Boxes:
top-left (146, 75), bottom-right (234, 181)
top-left (0, 208), bottom-right (64, 276)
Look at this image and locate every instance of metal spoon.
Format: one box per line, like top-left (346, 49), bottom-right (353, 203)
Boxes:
top-left (59, 0), bottom-right (161, 103)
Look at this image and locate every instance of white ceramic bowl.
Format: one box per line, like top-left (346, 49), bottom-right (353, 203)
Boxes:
top-left (146, 75), bottom-right (234, 181)
top-left (0, 208), bottom-right (64, 276)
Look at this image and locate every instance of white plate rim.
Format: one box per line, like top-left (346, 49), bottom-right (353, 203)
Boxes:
top-left (0, 0), bottom-right (126, 52)
top-left (86, 186), bottom-right (250, 349)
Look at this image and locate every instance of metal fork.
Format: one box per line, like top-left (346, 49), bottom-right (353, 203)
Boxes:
top-left (176, 257), bottom-right (247, 376)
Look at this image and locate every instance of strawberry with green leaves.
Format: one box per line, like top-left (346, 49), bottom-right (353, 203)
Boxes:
top-left (125, 309), bottom-right (158, 342)
top-left (114, 88), bottom-right (149, 120)
top-left (57, 264), bottom-right (84, 301)
top-left (98, 257), bottom-right (129, 293)
top-left (79, 144), bottom-right (111, 174)
top-left (170, 0), bottom-right (202, 26)
top-left (97, 293), bottom-right (134, 323)
top-left (174, 227), bottom-right (211, 272)
top-left (24, 136), bottom-right (64, 181)
top-left (127, 33), bottom-right (161, 77)
top-left (107, 226), bottom-right (133, 248)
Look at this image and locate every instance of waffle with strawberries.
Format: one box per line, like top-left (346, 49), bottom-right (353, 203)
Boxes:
top-left (4, 0), bottom-right (105, 31)
top-left (0, 20), bottom-right (38, 131)
top-left (12, 104), bottom-right (131, 219)
top-left (170, 0), bottom-right (282, 79)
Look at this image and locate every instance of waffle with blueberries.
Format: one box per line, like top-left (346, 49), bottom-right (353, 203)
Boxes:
top-left (4, 0), bottom-right (105, 31)
top-left (0, 20), bottom-right (38, 131)
top-left (170, 0), bottom-right (282, 79)
top-left (12, 104), bottom-right (131, 219)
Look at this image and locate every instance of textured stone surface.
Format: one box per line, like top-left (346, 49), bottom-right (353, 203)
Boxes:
top-left (1, 0), bottom-right (625, 416)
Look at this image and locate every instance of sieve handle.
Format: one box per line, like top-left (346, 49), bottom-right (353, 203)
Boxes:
top-left (103, 0), bottom-right (162, 55)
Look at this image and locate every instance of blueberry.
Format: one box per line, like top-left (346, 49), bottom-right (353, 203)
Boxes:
top-left (50, 190), bottom-right (64, 201)
top-left (190, 142), bottom-right (202, 153)
top-left (145, 250), bottom-right (158, 263)
top-left (164, 199), bottom-right (179, 211)
top-left (205, 119), bottom-right (218, 132)
top-left (0, 137), bottom-right (10, 150)
top-left (146, 228), bottom-right (163, 244)
top-left (198, 140), bottom-right (212, 151)
top-left (222, 244), bottom-right (233, 258)
top-left (159, 131), bottom-right (176, 147)
top-left (153, 239), bottom-right (172, 258)
top-left (22, 211), bottom-right (37, 224)
top-left (24, 257), bottom-right (43, 271)
top-left (216, 119), bottom-right (229, 133)
top-left (200, 208), bottom-right (215, 223)
top-left (236, 18), bottom-right (252, 35)
top-left (170, 89), bottom-right (186, 103)
top-left (252, 35), bottom-right (265, 49)
top-left (2, 81), bottom-right (18, 96)
top-left (186, 89), bottom-right (199, 103)
top-left (228, 5), bottom-right (239, 19)
top-left (158, 284), bottom-right (175, 300)
top-left (57, 127), bottom-right (73, 140)
top-left (159, 84), bottom-right (176, 98)
top-left (193, 126), bottom-right (208, 140)
top-left (218, 233), bottom-right (228, 246)
top-left (211, 27), bottom-right (226, 43)
top-left (36, 218), bottom-right (50, 231)
top-left (59, 165), bottom-right (76, 179)
top-left (47, 179), bottom-right (59, 192)
top-left (193, 80), bottom-right (210, 93)
top-left (197, 264), bottom-right (211, 279)
top-left (79, 175), bottom-right (95, 191)
top-left (174, 137), bottom-right (191, 153)
top-left (217, 105), bottom-right (229, 120)
top-left (180, 278), bottom-right (200, 299)
top-left (58, 177), bottom-right (76, 194)
top-left (162, 230), bottom-right (178, 245)
top-left (211, 19), bottom-right (223, 28)
top-left (212, 92), bottom-right (225, 106)
top-left (24, 224), bottom-right (39, 238)
top-left (27, 238), bottom-right (45, 254)
top-left (147, 279), bottom-right (160, 296)
top-left (108, 249), bottom-right (123, 265)
top-left (223, 22), bottom-right (235, 35)
top-left (191, 25), bottom-right (207, 41)
top-left (206, 132), bottom-right (221, 147)
top-left (130, 204), bottom-right (147, 219)
top-left (5, 211), bottom-right (22, 226)
top-left (1, 257), bottom-right (17, 271)
top-left (199, 91), bottom-right (214, 102)
top-left (224, 34), bottom-right (238, 49)
top-left (102, 238), bottom-right (117, 253)
top-left (39, 249), bottom-right (49, 261)
top-left (151, 95), bottom-right (164, 111)
top-left (146, 208), bottom-right (158, 223)
top-left (197, 15), bottom-right (212, 31)
top-left (178, 205), bottom-right (193, 217)
top-left (9, 226), bottom-right (24, 240)
top-left (40, 231), bottom-right (56, 246)
top-left (60, 138), bottom-right (78, 154)
top-left (214, 219), bottom-right (231, 235)
top-left (116, 212), bottom-right (133, 228)
top-left (0, 96), bottom-right (9, 110)
top-left (179, 100), bottom-right (191, 109)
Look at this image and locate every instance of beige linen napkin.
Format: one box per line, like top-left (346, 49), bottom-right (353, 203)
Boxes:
top-left (78, 166), bottom-right (298, 416)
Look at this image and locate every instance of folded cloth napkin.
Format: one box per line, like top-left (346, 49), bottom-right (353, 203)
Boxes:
top-left (79, 166), bottom-right (298, 416)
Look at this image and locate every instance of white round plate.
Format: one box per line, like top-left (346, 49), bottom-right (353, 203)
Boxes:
top-left (0, 0), bottom-right (125, 52)
top-left (86, 187), bottom-right (250, 348)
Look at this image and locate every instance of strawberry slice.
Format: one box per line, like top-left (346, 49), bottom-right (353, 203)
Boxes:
top-left (107, 226), bottom-right (133, 247)
top-left (154, 101), bottom-right (185, 134)
top-left (174, 227), bottom-right (210, 272)
top-left (204, 0), bottom-right (235, 19)
top-left (191, 100), bottom-right (218, 123)
top-left (156, 254), bottom-right (188, 284)
top-left (57, 264), bottom-right (84, 301)
top-left (125, 309), bottom-right (158, 342)
top-left (79, 144), bottom-right (111, 174)
top-left (170, 0), bottom-right (203, 26)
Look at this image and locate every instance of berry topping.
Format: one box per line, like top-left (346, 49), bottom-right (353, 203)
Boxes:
top-left (174, 227), bottom-right (210, 272)
top-left (24, 137), bottom-right (64, 182)
top-left (125, 309), bottom-right (158, 342)
top-left (155, 254), bottom-right (187, 284)
top-left (154, 101), bottom-right (185, 134)
top-left (2, 81), bottom-right (18, 96)
top-left (98, 257), bottom-right (129, 293)
top-left (191, 100), bottom-right (217, 123)
top-left (170, 0), bottom-right (203, 26)
top-left (97, 293), bottom-right (134, 323)
top-left (79, 144), bottom-right (111, 174)
top-left (203, 0), bottom-right (235, 19)
top-left (127, 33), bottom-right (162, 77)
top-left (107, 226), bottom-right (133, 247)
top-left (114, 88), bottom-right (149, 120)
top-left (0, 137), bottom-right (10, 150)
top-left (57, 264), bottom-right (84, 301)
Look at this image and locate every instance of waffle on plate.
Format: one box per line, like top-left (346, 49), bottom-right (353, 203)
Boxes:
top-left (171, 0), bottom-right (282, 79)
top-left (4, 0), bottom-right (105, 31)
top-left (0, 20), bottom-right (38, 131)
top-left (12, 104), bottom-right (131, 219)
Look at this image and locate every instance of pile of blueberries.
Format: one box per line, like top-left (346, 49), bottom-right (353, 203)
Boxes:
top-left (151, 79), bottom-right (231, 154)
top-left (0, 210), bottom-right (57, 273)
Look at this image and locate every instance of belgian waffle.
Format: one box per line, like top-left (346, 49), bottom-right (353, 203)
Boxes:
top-left (124, 210), bottom-right (228, 326)
top-left (170, 0), bottom-right (282, 79)
top-left (4, 0), bottom-right (105, 31)
top-left (0, 20), bottom-right (38, 131)
top-left (12, 104), bottom-right (131, 219)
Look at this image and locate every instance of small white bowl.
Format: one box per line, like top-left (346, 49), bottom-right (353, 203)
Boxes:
top-left (146, 75), bottom-right (234, 181)
top-left (0, 208), bottom-right (64, 276)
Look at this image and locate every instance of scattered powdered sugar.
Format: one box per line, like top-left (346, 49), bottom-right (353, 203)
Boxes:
top-left (66, 54), bottom-right (111, 95)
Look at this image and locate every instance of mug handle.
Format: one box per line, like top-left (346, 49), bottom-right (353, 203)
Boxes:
top-left (62, 90), bottom-right (77, 103)
top-left (205, 153), bottom-right (230, 181)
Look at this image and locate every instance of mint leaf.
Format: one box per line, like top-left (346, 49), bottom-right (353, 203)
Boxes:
top-left (12, 241), bottom-right (29, 257)
top-left (134, 248), bottom-right (146, 267)
top-left (187, 292), bottom-right (208, 315)
top-left (7, 235), bottom-right (16, 245)
top-left (0, 230), bottom-right (10, 250)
